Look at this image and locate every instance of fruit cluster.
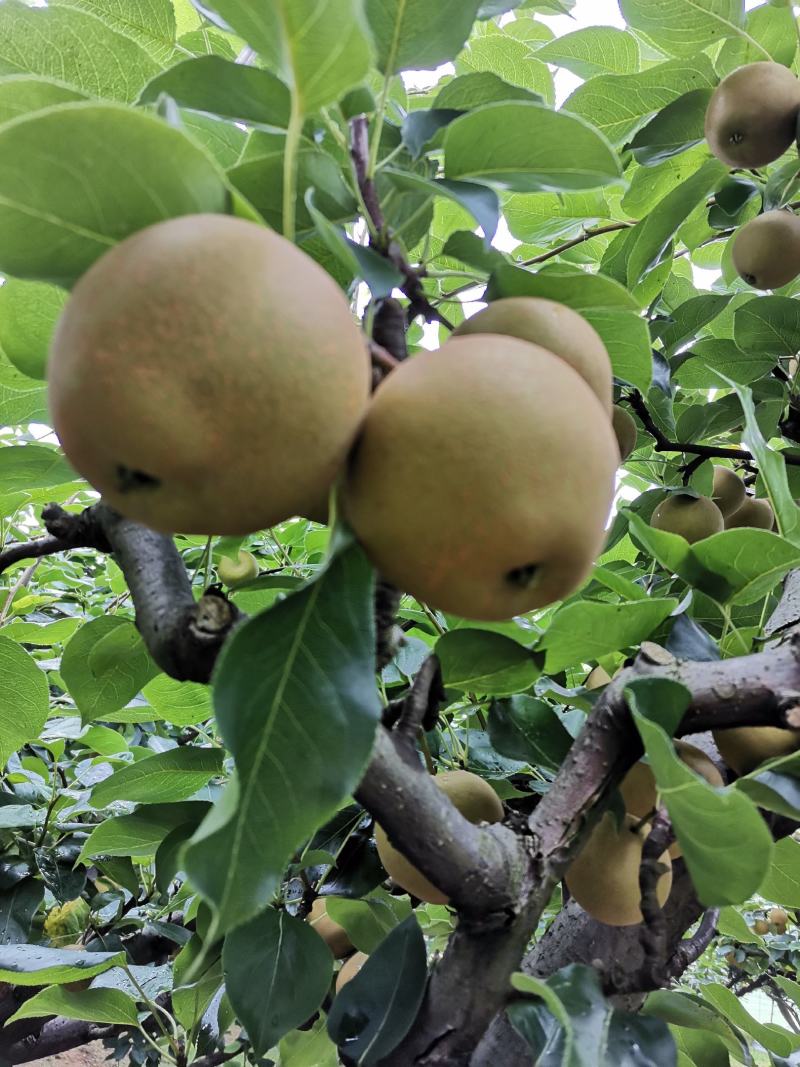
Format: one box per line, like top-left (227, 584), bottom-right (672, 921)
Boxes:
top-left (650, 465), bottom-right (774, 543)
top-left (705, 62), bottom-right (800, 289)
top-left (48, 215), bottom-right (624, 621)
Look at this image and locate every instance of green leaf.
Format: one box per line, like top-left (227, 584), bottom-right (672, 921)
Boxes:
top-left (279, 1015), bottom-right (339, 1067)
top-left (456, 33), bottom-right (554, 104)
top-left (734, 767), bottom-right (800, 820)
top-left (55, 0), bottom-right (179, 65)
top-left (434, 72), bottom-right (542, 110)
top-left (141, 674), bottom-right (214, 727)
top-left (535, 27), bottom-right (640, 79)
top-left (138, 56), bottom-right (291, 127)
top-left (436, 629), bottom-right (539, 696)
top-left (0, 945), bottom-right (125, 986)
top-left (0, 636), bottom-right (49, 769)
top-left (759, 837), bottom-right (800, 907)
top-left (0, 279), bottom-right (67, 380)
top-left (61, 617), bottom-right (158, 723)
top-left (198, 0), bottom-right (372, 113)
top-left (734, 296), bottom-right (800, 359)
top-left (445, 102), bottom-right (621, 192)
top-left (0, 101), bottom-right (229, 287)
top-left (366, 0), bottom-right (481, 74)
top-left (488, 696), bottom-right (573, 769)
top-left (564, 55), bottom-right (717, 146)
top-left (79, 801), bottom-right (209, 860)
top-left (0, 445), bottom-right (77, 495)
top-left (382, 169), bottom-right (499, 244)
top-left (0, 75), bottom-right (88, 126)
top-left (630, 685), bottom-right (774, 906)
top-left (629, 89), bottom-right (713, 166)
top-left (223, 908), bottom-right (333, 1057)
top-left (643, 989), bottom-right (749, 1061)
top-left (184, 541), bottom-right (381, 934)
top-left (7, 984), bottom-right (139, 1026)
top-left (538, 599), bottom-right (678, 674)
top-left (701, 982), bottom-right (800, 1056)
top-left (91, 747), bottom-right (224, 807)
top-left (326, 892), bottom-right (412, 955)
top-left (619, 0), bottom-right (746, 58)
top-left (327, 915), bottom-right (427, 1065)
top-left (0, 1), bottom-right (162, 102)
top-left (509, 965), bottom-right (676, 1066)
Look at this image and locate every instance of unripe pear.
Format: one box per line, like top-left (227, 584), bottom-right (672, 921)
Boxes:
top-left (308, 898), bottom-right (353, 959)
top-left (753, 918), bottom-right (770, 935)
top-left (452, 297), bottom-right (613, 412)
top-left (217, 550), bottom-right (258, 587)
top-left (712, 466), bottom-right (746, 518)
top-left (651, 494), bottom-right (724, 543)
top-left (565, 813), bottom-right (673, 927)
top-left (612, 405), bottom-right (638, 462)
top-left (725, 496), bottom-right (775, 530)
top-left (344, 335), bottom-right (619, 620)
top-left (732, 210), bottom-right (800, 290)
top-left (713, 726), bottom-right (800, 775)
top-left (336, 951), bottom-right (368, 992)
top-left (375, 770), bottom-right (504, 904)
top-left (49, 215), bottom-right (370, 535)
top-left (705, 62), bottom-right (800, 167)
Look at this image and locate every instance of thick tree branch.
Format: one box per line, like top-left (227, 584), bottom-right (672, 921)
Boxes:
top-left (0, 1019), bottom-right (114, 1064)
top-left (667, 907), bottom-right (720, 980)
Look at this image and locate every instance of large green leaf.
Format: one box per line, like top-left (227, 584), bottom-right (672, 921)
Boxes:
top-left (759, 837), bottom-right (800, 908)
top-left (0, 1), bottom-right (163, 102)
top-left (223, 908), bottom-right (333, 1057)
top-left (701, 983), bottom-right (800, 1057)
top-left (619, 0), bottom-right (746, 58)
top-left (366, 0), bottom-right (482, 74)
top-left (0, 75), bottom-right (89, 126)
top-left (0, 945), bottom-right (125, 986)
top-left (436, 629), bottom-right (540, 697)
top-left (445, 102), bottom-right (621, 192)
top-left (52, 0), bottom-right (179, 65)
top-left (90, 747), bottom-right (224, 807)
top-left (184, 541), bottom-right (381, 935)
top-left (0, 279), bottom-right (67, 380)
top-left (0, 445), bottom-right (77, 495)
top-left (196, 0), bottom-right (372, 112)
top-left (61, 616), bottom-right (158, 723)
top-left (79, 802), bottom-right (209, 860)
top-left (141, 674), bottom-right (214, 727)
top-left (7, 984), bottom-right (139, 1027)
top-left (535, 27), bottom-right (640, 79)
top-left (0, 101), bottom-right (229, 287)
top-left (0, 636), bottom-right (49, 769)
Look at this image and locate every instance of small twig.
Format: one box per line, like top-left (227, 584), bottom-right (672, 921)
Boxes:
top-left (520, 221), bottom-right (636, 266)
top-left (667, 906), bottom-right (720, 978)
top-left (392, 654), bottom-right (445, 744)
top-left (626, 391), bottom-right (800, 467)
top-left (0, 560), bottom-right (39, 624)
top-left (351, 114), bottom-right (386, 235)
top-left (637, 808), bottom-right (674, 987)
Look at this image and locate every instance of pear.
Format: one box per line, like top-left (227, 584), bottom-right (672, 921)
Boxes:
top-left (712, 465), bottom-right (746, 518)
top-left (453, 297), bottom-right (613, 412)
top-left (612, 405), bottom-right (638, 462)
top-left (732, 210), bottom-right (800, 290)
top-left (705, 61), bottom-right (800, 167)
top-left (725, 496), bottom-right (775, 530)
top-left (650, 494), bottom-right (724, 543)
top-left (713, 726), bottom-right (800, 775)
top-left (308, 898), bottom-right (353, 959)
top-left (565, 813), bottom-right (673, 927)
top-left (344, 335), bottom-right (619, 620)
top-left (375, 770), bottom-right (504, 904)
top-left (586, 666), bottom-right (612, 690)
top-left (49, 215), bottom-right (370, 535)
top-left (336, 951), bottom-right (369, 992)
top-left (217, 550), bottom-right (258, 587)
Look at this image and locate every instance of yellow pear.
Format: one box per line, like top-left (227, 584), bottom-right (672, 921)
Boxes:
top-left (586, 666), bottom-right (612, 690)
top-left (217, 550), bottom-right (258, 587)
top-left (650, 494), bottom-right (724, 543)
top-left (712, 466), bottom-right (746, 518)
top-left (565, 813), bottom-right (673, 927)
top-left (308, 898), bottom-right (353, 959)
top-left (375, 770), bottom-right (504, 904)
top-left (713, 726), bottom-right (800, 775)
top-left (725, 496), bottom-right (775, 530)
top-left (732, 210), bottom-right (800, 290)
top-left (612, 405), bottom-right (638, 462)
top-left (705, 61), bottom-right (800, 167)
top-left (336, 951), bottom-right (368, 992)
top-left (49, 215), bottom-right (370, 535)
top-left (453, 297), bottom-right (612, 412)
top-left (344, 335), bottom-right (619, 620)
